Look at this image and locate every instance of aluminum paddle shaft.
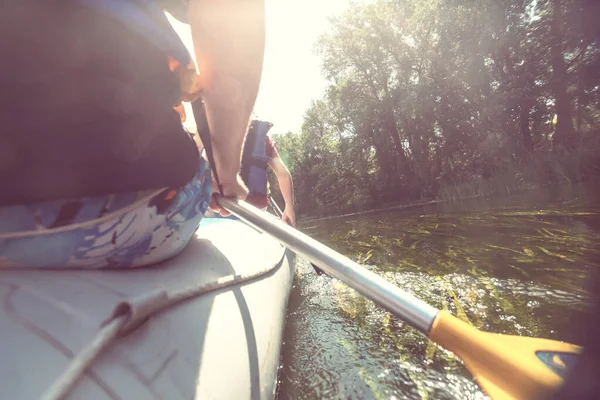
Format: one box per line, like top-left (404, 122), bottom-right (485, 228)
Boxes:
top-left (220, 198), bottom-right (439, 334)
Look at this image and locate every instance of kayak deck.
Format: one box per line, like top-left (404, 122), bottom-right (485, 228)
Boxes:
top-left (0, 217), bottom-right (296, 400)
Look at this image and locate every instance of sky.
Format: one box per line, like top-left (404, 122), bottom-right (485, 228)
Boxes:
top-left (168, 0), bottom-right (355, 135)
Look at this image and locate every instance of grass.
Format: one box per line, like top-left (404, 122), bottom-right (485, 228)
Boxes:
top-left (297, 134), bottom-right (600, 220)
top-left (438, 146), bottom-right (600, 202)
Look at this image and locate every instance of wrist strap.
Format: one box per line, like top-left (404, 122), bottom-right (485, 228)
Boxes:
top-left (191, 99), bottom-right (224, 196)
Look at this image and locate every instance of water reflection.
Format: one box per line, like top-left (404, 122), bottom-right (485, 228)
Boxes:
top-left (279, 186), bottom-right (600, 399)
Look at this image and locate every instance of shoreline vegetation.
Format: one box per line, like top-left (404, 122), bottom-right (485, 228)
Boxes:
top-left (267, 0), bottom-right (600, 219)
top-left (296, 145), bottom-right (600, 222)
top-left (437, 145), bottom-right (600, 202)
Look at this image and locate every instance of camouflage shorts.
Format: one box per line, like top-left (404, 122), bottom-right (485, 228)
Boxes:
top-left (0, 158), bottom-right (212, 269)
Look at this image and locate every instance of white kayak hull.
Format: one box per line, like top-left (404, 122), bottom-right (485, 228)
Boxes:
top-left (0, 217), bottom-right (296, 400)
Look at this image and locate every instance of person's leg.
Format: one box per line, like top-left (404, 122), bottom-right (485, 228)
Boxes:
top-left (0, 158), bottom-right (212, 269)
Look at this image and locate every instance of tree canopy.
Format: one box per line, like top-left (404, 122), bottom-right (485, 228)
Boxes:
top-left (271, 0), bottom-right (600, 217)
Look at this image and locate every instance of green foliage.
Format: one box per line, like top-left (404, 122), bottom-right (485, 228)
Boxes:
top-left (274, 0), bottom-right (600, 217)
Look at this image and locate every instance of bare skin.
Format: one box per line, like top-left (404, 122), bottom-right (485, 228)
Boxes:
top-left (188, 0), bottom-right (265, 215)
top-left (269, 156), bottom-right (296, 227)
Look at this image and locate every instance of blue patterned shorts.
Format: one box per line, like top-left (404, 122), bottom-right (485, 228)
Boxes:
top-left (0, 158), bottom-right (212, 269)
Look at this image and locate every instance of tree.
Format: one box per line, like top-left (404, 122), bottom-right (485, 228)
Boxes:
top-left (273, 0), bottom-right (600, 217)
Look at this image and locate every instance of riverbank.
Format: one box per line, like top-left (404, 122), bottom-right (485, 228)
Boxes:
top-left (300, 145), bottom-right (600, 223)
top-left (438, 146), bottom-right (600, 202)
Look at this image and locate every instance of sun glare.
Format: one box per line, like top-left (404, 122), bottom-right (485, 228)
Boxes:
top-left (168, 0), bottom-right (354, 135)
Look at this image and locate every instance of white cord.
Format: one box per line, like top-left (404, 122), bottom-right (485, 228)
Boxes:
top-left (41, 248), bottom-right (285, 400)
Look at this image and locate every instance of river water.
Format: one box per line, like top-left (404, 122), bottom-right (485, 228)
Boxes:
top-left (278, 185), bottom-right (600, 400)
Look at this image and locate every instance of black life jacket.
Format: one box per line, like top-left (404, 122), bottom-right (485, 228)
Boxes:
top-left (0, 0), bottom-right (197, 205)
top-left (77, 0), bottom-right (191, 66)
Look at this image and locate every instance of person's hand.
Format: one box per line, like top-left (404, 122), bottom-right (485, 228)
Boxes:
top-left (168, 56), bottom-right (203, 103)
top-left (282, 207), bottom-right (296, 228)
top-left (174, 102), bottom-right (187, 123)
top-left (208, 173), bottom-right (249, 216)
top-left (179, 71), bottom-right (203, 103)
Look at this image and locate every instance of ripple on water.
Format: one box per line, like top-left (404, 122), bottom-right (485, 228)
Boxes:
top-left (281, 191), bottom-right (598, 399)
top-left (280, 254), bottom-right (592, 399)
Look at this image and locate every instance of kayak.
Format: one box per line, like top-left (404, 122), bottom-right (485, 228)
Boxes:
top-left (0, 215), bottom-right (296, 400)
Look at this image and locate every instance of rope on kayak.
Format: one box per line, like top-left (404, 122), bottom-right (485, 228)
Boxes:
top-left (40, 248), bottom-right (286, 400)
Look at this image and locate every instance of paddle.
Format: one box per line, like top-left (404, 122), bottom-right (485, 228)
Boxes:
top-left (219, 197), bottom-right (583, 400)
top-left (269, 195), bottom-right (327, 276)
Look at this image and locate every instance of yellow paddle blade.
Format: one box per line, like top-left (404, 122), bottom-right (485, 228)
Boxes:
top-left (429, 311), bottom-right (582, 400)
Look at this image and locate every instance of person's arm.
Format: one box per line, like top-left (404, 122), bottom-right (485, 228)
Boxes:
top-left (188, 0), bottom-right (265, 206)
top-left (269, 156), bottom-right (296, 227)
